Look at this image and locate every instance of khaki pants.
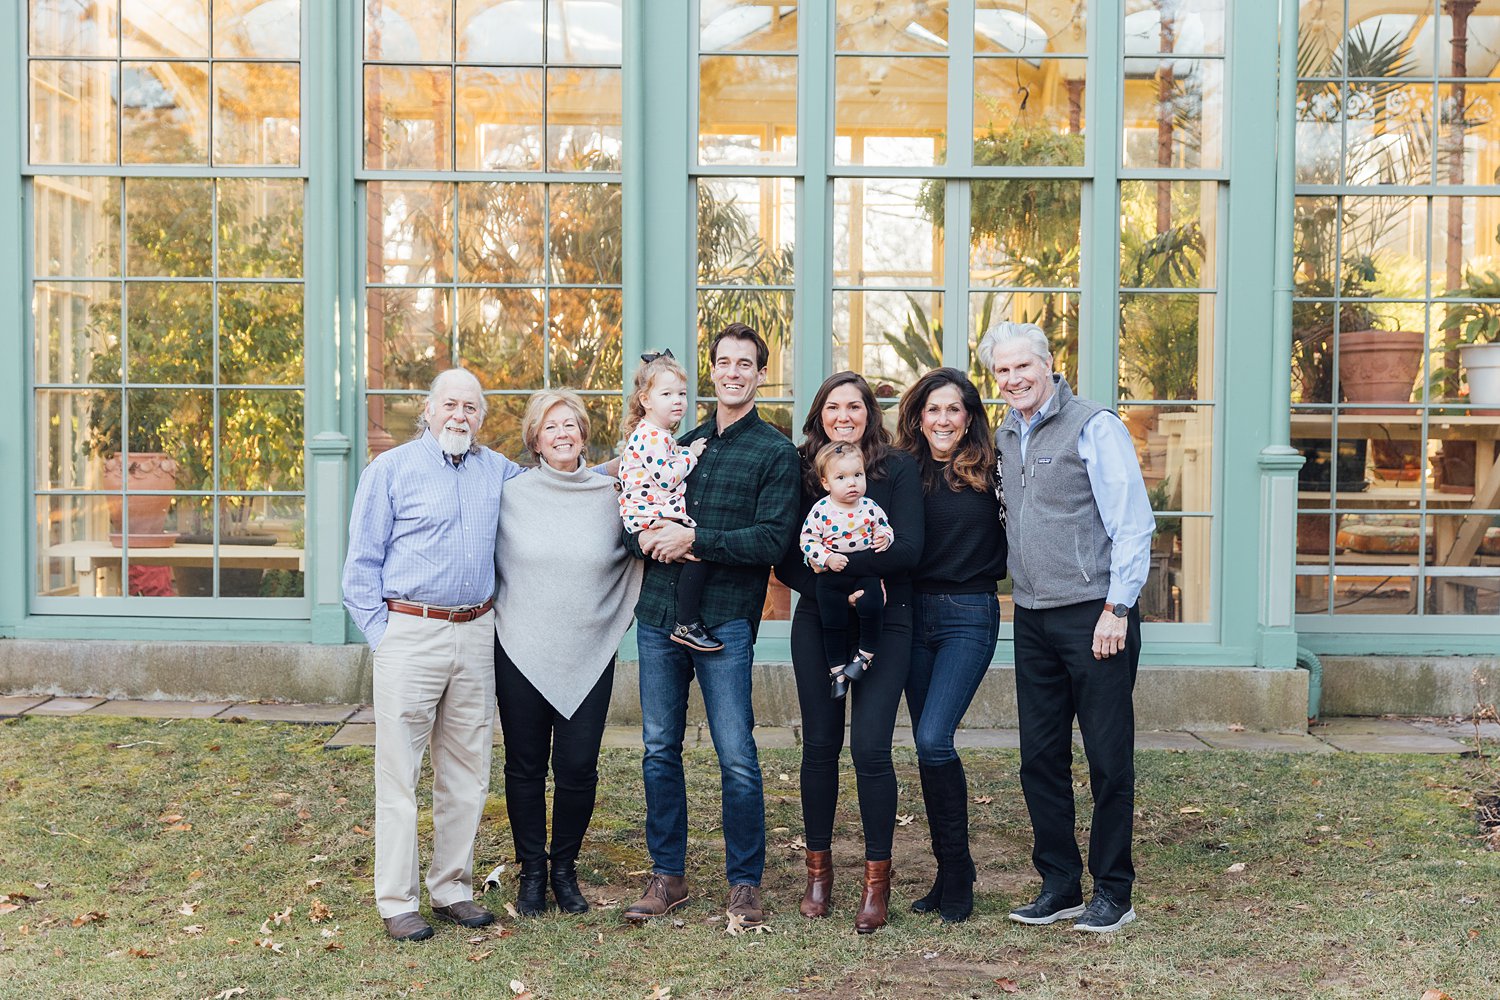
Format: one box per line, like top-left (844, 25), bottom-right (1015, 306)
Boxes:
top-left (372, 610), bottom-right (495, 918)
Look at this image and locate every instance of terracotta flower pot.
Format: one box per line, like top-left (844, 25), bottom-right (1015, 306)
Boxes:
top-left (1338, 329), bottom-right (1423, 407)
top-left (101, 452), bottom-right (179, 544)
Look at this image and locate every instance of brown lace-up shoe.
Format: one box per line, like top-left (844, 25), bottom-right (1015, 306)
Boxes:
top-left (623, 873), bottom-right (690, 922)
top-left (382, 911), bottom-right (434, 941)
top-left (432, 899), bottom-right (495, 928)
top-left (726, 884), bottom-right (764, 927)
top-left (799, 850), bottom-right (832, 918)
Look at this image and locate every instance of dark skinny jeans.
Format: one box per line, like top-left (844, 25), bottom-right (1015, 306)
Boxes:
top-left (814, 572), bottom-right (884, 668)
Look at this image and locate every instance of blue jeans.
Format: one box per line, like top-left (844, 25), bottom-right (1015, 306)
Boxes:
top-left (636, 618), bottom-right (765, 885)
top-left (906, 592), bottom-right (1001, 766)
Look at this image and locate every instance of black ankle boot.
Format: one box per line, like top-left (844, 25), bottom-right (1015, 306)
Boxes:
top-left (516, 860), bottom-right (549, 916)
top-left (550, 859), bottom-right (590, 914)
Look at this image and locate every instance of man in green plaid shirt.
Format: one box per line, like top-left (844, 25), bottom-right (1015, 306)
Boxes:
top-left (622, 324), bottom-right (800, 929)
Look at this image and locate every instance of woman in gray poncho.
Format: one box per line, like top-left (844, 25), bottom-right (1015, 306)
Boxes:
top-left (493, 389), bottom-right (643, 917)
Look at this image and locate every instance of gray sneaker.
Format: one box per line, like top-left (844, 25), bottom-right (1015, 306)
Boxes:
top-left (1072, 893), bottom-right (1137, 933)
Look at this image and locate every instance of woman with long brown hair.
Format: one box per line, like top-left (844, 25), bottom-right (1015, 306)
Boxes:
top-left (775, 371), bottom-right (924, 933)
top-left (896, 368), bottom-right (1007, 924)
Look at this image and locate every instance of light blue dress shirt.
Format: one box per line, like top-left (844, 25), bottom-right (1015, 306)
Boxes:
top-left (342, 432), bottom-right (524, 650)
top-left (1014, 395), bottom-right (1156, 610)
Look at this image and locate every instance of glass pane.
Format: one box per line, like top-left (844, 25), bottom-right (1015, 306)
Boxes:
top-left (126, 177), bottom-right (213, 277)
top-left (698, 289), bottom-right (794, 396)
top-left (1346, 7), bottom-right (1431, 79)
top-left (700, 0), bottom-right (797, 52)
top-left (366, 286), bottom-right (453, 391)
top-left (217, 496), bottom-right (305, 597)
top-left (1433, 197), bottom-right (1500, 298)
top-left (478, 393), bottom-right (528, 461)
top-left (458, 0), bottom-right (545, 62)
top-left (835, 0), bottom-right (947, 51)
top-left (832, 289), bottom-right (943, 396)
top-left (1292, 196), bottom-right (1339, 404)
top-left (974, 59), bottom-right (1086, 166)
top-left (1296, 82), bottom-right (1343, 185)
top-left (218, 283), bottom-right (304, 385)
top-left (969, 290), bottom-right (1079, 396)
top-left (364, 65), bottom-right (452, 171)
top-left (580, 394), bottom-right (621, 466)
top-left (1124, 0), bottom-right (1224, 55)
top-left (34, 175), bottom-right (120, 277)
top-left (1437, 82), bottom-right (1500, 186)
top-left (1427, 575), bottom-right (1500, 616)
top-left (1122, 59), bottom-right (1223, 170)
top-left (1439, 7), bottom-right (1500, 77)
top-left (367, 392), bottom-right (425, 459)
top-left (834, 178), bottom-right (944, 288)
top-left (457, 182), bottom-right (546, 283)
top-left (1119, 293), bottom-right (1214, 402)
top-left (36, 388), bottom-right (107, 490)
top-left (697, 177), bottom-right (796, 286)
top-left (30, 0), bottom-right (118, 56)
top-left (1297, 0), bottom-right (1341, 77)
top-left (1339, 195), bottom-right (1424, 301)
top-left (213, 62), bottom-right (300, 166)
top-left (1139, 512), bottom-right (1207, 623)
top-left (367, 180), bottom-right (454, 284)
top-left (1119, 180), bottom-right (1216, 289)
top-left (549, 288), bottom-right (622, 390)
top-left (546, 0), bottom-right (622, 63)
top-left (218, 178), bottom-right (304, 279)
top-left (835, 56), bottom-right (947, 166)
top-left (126, 387), bottom-right (213, 483)
top-left (121, 61), bottom-right (210, 163)
top-left (969, 179), bottom-right (1081, 288)
top-left (699, 55), bottom-right (797, 166)
top-left (1117, 404), bottom-right (1213, 514)
top-left (1344, 81), bottom-right (1433, 186)
top-left (365, 0), bottom-right (451, 61)
top-left (1330, 572), bottom-right (1417, 614)
top-left (456, 67), bottom-right (544, 171)
top-left (214, 0), bottom-right (300, 58)
top-left (29, 61), bottom-right (117, 165)
top-left (547, 66), bottom-right (622, 170)
top-left (127, 282), bottom-right (213, 384)
top-left (457, 287), bottom-right (546, 390)
top-left (37, 495), bottom-right (118, 598)
top-left (1431, 512), bottom-right (1500, 571)
top-left (976, 0), bottom-right (1081, 56)
top-left (122, 0), bottom-right (208, 56)
top-left (35, 282), bottom-right (118, 386)
top-left (550, 182), bottom-right (621, 284)
top-left (219, 390), bottom-right (304, 490)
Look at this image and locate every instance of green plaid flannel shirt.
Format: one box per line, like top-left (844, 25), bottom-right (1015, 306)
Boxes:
top-left (625, 406), bottom-right (801, 637)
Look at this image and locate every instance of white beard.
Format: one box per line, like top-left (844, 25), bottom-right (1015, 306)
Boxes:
top-left (438, 427), bottom-right (472, 457)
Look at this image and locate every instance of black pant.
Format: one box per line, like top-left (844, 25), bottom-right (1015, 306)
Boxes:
top-left (790, 593), bottom-right (911, 861)
top-left (1013, 599), bottom-right (1140, 903)
top-left (675, 560), bottom-right (710, 624)
top-left (814, 572), bottom-right (884, 668)
top-left (494, 639), bottom-right (614, 865)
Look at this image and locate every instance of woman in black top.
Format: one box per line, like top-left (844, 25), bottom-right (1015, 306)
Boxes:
top-left (897, 368), bottom-right (1007, 923)
top-left (775, 371), bottom-right (924, 934)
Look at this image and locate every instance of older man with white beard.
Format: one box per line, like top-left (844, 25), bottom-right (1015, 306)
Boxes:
top-left (342, 367), bottom-right (521, 941)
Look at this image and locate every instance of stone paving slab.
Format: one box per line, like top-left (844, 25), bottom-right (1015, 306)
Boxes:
top-left (1194, 730), bottom-right (1334, 753)
top-left (0, 695), bottom-right (52, 716)
top-left (1137, 731), bottom-right (1213, 751)
top-left (86, 699), bottom-right (233, 719)
top-left (892, 726), bottom-right (915, 747)
top-left (26, 697), bottom-right (106, 716)
top-left (347, 706), bottom-right (376, 724)
top-left (324, 723), bottom-right (376, 749)
top-left (955, 728), bottom-right (1021, 749)
top-left (601, 725), bottom-right (643, 749)
top-left (1410, 718), bottom-right (1500, 742)
top-left (1312, 716), bottom-right (1428, 736)
top-left (1317, 731), bottom-right (1471, 754)
top-left (753, 727), bottom-right (798, 749)
top-left (221, 702), bottom-right (358, 724)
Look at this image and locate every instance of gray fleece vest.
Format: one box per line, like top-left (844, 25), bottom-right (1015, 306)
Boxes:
top-left (995, 377), bottom-right (1113, 610)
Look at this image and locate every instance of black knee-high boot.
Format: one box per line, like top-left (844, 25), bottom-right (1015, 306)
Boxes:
top-left (931, 759), bottom-right (976, 923)
top-left (910, 762), bottom-right (946, 913)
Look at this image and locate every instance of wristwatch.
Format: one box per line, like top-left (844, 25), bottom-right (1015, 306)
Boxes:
top-left (1103, 602), bottom-right (1131, 618)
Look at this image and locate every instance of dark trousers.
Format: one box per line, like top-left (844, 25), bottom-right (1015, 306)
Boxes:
top-left (1013, 599), bottom-right (1140, 904)
top-left (494, 640), bottom-right (614, 866)
top-left (674, 560), bottom-right (710, 624)
top-left (813, 572), bottom-right (884, 668)
top-left (790, 594), bottom-right (911, 861)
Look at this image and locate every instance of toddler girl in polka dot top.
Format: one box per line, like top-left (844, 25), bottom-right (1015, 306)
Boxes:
top-left (619, 350), bottom-right (721, 653)
top-left (800, 441), bottom-right (894, 700)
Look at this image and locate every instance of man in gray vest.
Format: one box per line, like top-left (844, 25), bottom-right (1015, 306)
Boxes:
top-left (980, 322), bottom-right (1154, 933)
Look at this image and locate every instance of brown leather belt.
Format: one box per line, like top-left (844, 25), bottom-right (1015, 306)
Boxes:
top-left (385, 598), bottom-right (494, 623)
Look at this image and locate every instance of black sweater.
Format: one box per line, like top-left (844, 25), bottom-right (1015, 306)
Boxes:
top-left (774, 449), bottom-right (925, 605)
top-left (912, 467), bottom-right (1008, 595)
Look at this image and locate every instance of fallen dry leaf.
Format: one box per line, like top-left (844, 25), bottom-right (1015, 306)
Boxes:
top-left (1225, 862), bottom-right (1247, 874)
top-left (305, 879), bottom-right (324, 890)
top-left (182, 925), bottom-right (205, 935)
top-left (509, 981), bottom-right (527, 995)
top-left (128, 947), bottom-right (155, 959)
top-left (896, 814), bottom-right (915, 826)
top-left (1420, 992), bottom-right (1455, 1000)
top-left (71, 911), bottom-right (107, 927)
top-left (271, 905), bottom-right (293, 926)
top-left (308, 899), bottom-right (332, 923)
top-left (972, 795), bottom-right (994, 804)
top-left (626, 869), bottom-right (651, 877)
top-left (296, 809), bottom-right (312, 821)
top-left (1228, 723), bottom-right (1246, 732)
top-left (504, 902), bottom-right (520, 920)
top-left (646, 987), bottom-right (673, 1000)
top-left (994, 979), bottom-right (1020, 994)
top-left (352, 825), bottom-right (372, 836)
top-left (209, 989), bottom-right (247, 1000)
top-left (158, 813), bottom-right (184, 824)
top-left (178, 901), bottom-right (199, 916)
top-left (320, 926), bottom-right (342, 939)
top-left (188, 870), bottom-right (204, 880)
top-left (324, 942), bottom-right (344, 951)
top-left (0, 903), bottom-right (21, 915)
top-left (255, 938), bottom-right (285, 954)
top-left (165, 823), bottom-right (193, 833)
top-left (1179, 806), bottom-right (1204, 815)
top-left (724, 911), bottom-right (770, 936)
top-left (467, 950), bottom-right (493, 962)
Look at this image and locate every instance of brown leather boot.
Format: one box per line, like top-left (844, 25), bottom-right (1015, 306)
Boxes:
top-left (622, 873), bottom-right (689, 922)
top-left (854, 859), bottom-right (891, 934)
top-left (799, 849), bottom-right (833, 918)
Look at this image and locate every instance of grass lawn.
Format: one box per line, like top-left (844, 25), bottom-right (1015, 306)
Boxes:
top-left (0, 716), bottom-right (1496, 1000)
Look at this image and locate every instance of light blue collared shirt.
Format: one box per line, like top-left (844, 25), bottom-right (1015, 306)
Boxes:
top-left (1014, 392), bottom-right (1155, 610)
top-left (341, 432), bottom-right (524, 650)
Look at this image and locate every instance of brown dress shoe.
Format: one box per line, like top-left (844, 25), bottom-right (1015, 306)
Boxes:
top-left (432, 899), bottom-right (495, 928)
top-left (854, 859), bottom-right (891, 934)
top-left (382, 911), bottom-right (434, 941)
top-left (726, 884), bottom-right (764, 927)
top-left (799, 849), bottom-right (833, 918)
top-left (623, 873), bottom-right (690, 922)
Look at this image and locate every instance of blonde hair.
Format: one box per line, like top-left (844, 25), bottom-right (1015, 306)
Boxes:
top-left (813, 441), bottom-right (865, 483)
top-left (625, 353), bottom-right (691, 434)
top-left (521, 388), bottom-right (591, 458)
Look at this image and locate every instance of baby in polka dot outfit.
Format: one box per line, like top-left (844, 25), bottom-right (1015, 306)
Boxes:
top-left (619, 350), bottom-right (720, 653)
top-left (800, 442), bottom-right (895, 700)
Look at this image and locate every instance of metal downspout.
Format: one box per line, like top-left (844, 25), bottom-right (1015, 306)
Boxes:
top-left (1297, 647), bottom-right (1324, 723)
